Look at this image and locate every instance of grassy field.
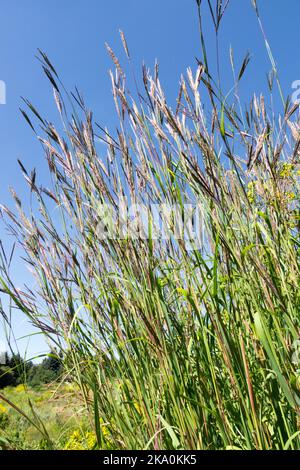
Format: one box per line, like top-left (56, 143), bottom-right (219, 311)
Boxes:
top-left (0, 384), bottom-right (97, 450)
top-left (1, 1), bottom-right (300, 450)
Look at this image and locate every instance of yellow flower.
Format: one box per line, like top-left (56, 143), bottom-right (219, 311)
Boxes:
top-left (64, 432), bottom-right (83, 450)
top-left (0, 403), bottom-right (7, 414)
top-left (64, 420), bottom-right (112, 450)
top-left (86, 431), bottom-right (97, 449)
top-left (0, 403), bottom-right (9, 427)
top-left (280, 163), bottom-right (294, 178)
top-left (286, 192), bottom-right (296, 200)
top-left (64, 430), bottom-right (89, 450)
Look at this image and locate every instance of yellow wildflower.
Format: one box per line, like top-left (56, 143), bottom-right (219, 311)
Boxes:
top-left (286, 192), bottom-right (296, 200)
top-left (280, 163), bottom-right (294, 178)
top-left (0, 403), bottom-right (7, 414)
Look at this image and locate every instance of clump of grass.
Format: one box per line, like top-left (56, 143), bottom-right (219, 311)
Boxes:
top-left (0, 384), bottom-right (91, 450)
top-left (1, 0), bottom-right (300, 449)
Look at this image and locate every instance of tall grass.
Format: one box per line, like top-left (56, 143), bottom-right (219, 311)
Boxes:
top-left (1, 0), bottom-right (300, 449)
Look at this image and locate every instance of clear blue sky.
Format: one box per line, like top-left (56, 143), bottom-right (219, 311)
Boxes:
top-left (0, 0), bottom-right (299, 360)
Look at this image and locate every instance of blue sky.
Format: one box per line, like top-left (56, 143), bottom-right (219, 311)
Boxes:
top-left (0, 0), bottom-right (300, 360)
